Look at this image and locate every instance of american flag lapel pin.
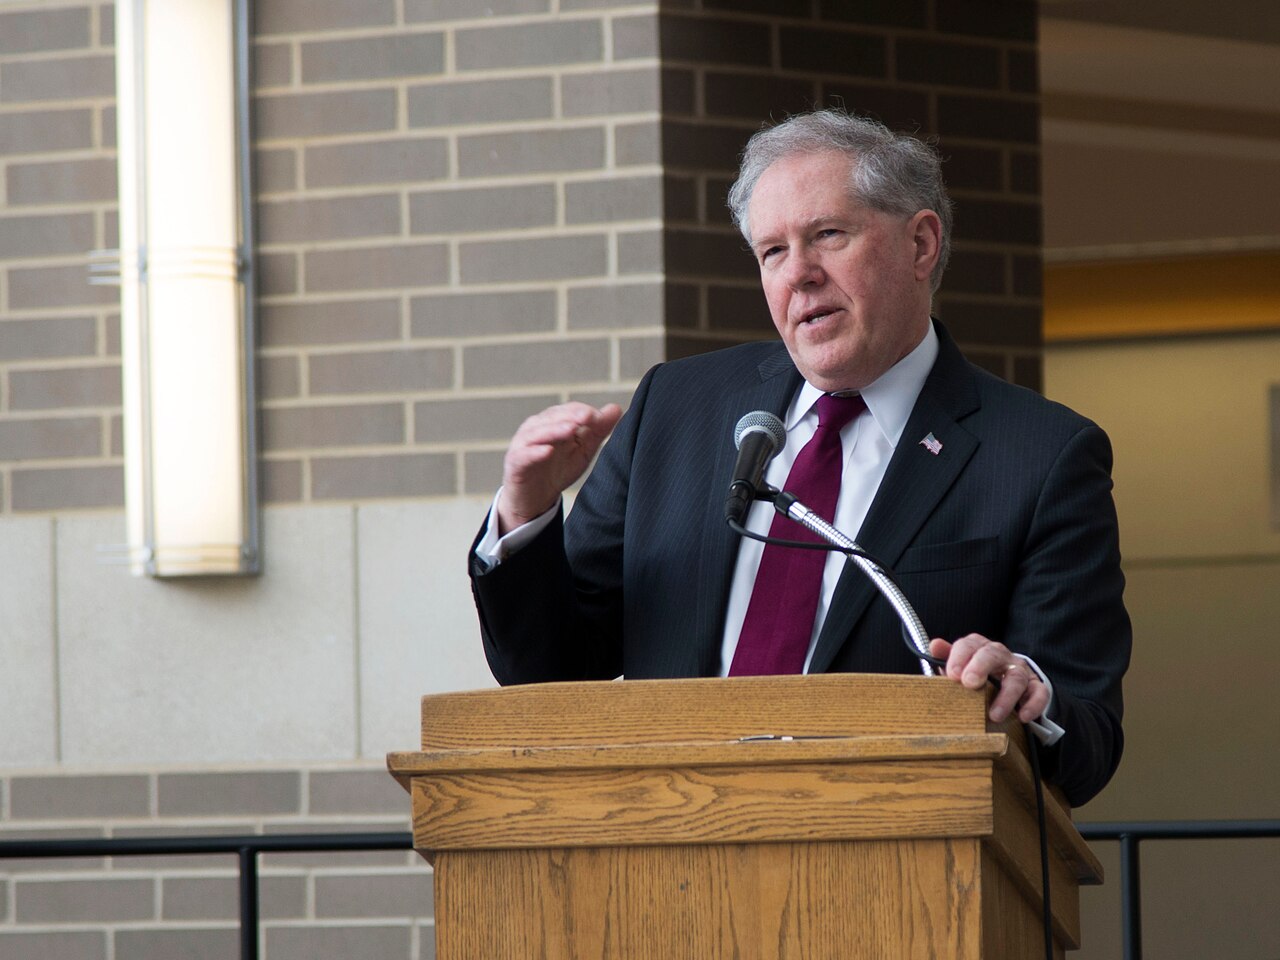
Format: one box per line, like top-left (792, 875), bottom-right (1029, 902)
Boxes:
top-left (919, 432), bottom-right (942, 456)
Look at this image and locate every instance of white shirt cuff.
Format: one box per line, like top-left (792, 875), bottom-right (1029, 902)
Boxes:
top-left (474, 488), bottom-right (559, 571)
top-left (1014, 653), bottom-right (1066, 746)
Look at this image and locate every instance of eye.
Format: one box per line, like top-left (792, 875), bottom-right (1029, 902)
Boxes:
top-left (816, 228), bottom-right (842, 241)
top-left (758, 245), bottom-right (783, 264)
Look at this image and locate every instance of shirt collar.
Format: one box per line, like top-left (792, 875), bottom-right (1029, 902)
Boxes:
top-left (786, 319), bottom-right (939, 447)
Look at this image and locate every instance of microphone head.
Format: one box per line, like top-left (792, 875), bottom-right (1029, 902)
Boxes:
top-left (733, 410), bottom-right (786, 453)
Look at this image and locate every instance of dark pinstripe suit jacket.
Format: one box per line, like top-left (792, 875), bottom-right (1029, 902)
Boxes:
top-left (470, 321), bottom-right (1130, 806)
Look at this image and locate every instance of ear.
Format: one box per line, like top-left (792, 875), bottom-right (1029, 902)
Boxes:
top-left (908, 210), bottom-right (943, 283)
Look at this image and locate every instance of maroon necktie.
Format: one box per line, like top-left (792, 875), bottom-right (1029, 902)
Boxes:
top-left (729, 393), bottom-right (866, 676)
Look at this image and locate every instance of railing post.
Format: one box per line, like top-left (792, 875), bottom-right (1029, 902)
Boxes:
top-left (1120, 832), bottom-right (1142, 960)
top-left (239, 845), bottom-right (260, 960)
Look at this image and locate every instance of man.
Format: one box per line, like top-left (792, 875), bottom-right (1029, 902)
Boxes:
top-left (470, 109), bottom-right (1130, 807)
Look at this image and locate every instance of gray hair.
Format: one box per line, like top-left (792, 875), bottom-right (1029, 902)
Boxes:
top-left (727, 109), bottom-right (954, 291)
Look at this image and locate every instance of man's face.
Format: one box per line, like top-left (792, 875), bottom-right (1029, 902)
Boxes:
top-left (746, 150), bottom-right (938, 392)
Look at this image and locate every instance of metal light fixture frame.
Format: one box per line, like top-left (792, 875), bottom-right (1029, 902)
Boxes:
top-left (108, 0), bottom-right (259, 577)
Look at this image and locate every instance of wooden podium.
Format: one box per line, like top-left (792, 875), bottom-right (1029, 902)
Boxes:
top-left (388, 674), bottom-right (1102, 959)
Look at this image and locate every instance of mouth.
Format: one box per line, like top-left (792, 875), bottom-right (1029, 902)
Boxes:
top-left (798, 307), bottom-right (839, 325)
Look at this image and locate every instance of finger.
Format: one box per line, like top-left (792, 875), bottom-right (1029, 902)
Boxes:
top-left (987, 661), bottom-right (1031, 722)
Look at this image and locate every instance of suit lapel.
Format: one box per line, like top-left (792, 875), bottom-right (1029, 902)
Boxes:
top-left (808, 325), bottom-right (982, 674)
top-left (693, 346), bottom-right (801, 673)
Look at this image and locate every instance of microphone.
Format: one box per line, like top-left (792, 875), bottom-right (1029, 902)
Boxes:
top-left (725, 411), bottom-right (787, 525)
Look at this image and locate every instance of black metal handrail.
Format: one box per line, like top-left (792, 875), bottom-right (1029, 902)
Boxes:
top-left (3, 820), bottom-right (1278, 960)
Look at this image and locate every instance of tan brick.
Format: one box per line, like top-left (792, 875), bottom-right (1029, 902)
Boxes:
top-left (265, 925), bottom-right (411, 960)
top-left (618, 228), bottom-right (664, 273)
top-left (9, 774), bottom-right (148, 818)
top-left (0, 417), bottom-right (100, 460)
top-left (262, 403), bottom-right (404, 451)
top-left (567, 282), bottom-right (663, 330)
top-left (413, 394), bottom-right (558, 443)
top-left (254, 89), bottom-right (398, 140)
top-left (613, 13), bottom-right (659, 59)
top-left (457, 127), bottom-right (605, 178)
top-left (157, 771), bottom-right (301, 817)
top-left (0, 109), bottom-right (94, 155)
top-left (308, 347), bottom-right (452, 395)
top-left (0, 8), bottom-right (90, 54)
top-left (615, 121), bottom-right (661, 166)
top-left (257, 252), bottom-right (299, 296)
top-left (410, 289), bottom-right (556, 338)
top-left (10, 464), bottom-right (123, 511)
top-left (459, 234), bottom-right (607, 284)
top-left (114, 928), bottom-right (238, 960)
top-left (0, 316), bottom-right (97, 360)
top-left (253, 42), bottom-right (293, 89)
top-left (261, 458), bottom-right (303, 503)
top-left (315, 871), bottom-right (433, 918)
top-left (255, 0), bottom-right (395, 34)
top-left (7, 264), bottom-right (120, 310)
top-left (9, 364), bottom-right (120, 411)
top-left (456, 19), bottom-right (602, 70)
top-left (15, 877), bottom-right (153, 923)
top-left (254, 148), bottom-right (298, 193)
top-left (619, 333), bottom-right (664, 378)
top-left (405, 0), bottom-right (548, 21)
top-left (562, 67), bottom-right (661, 117)
top-left (0, 932), bottom-right (105, 960)
top-left (108, 824), bottom-right (249, 870)
top-left (257, 194), bottom-right (401, 244)
top-left (463, 338), bottom-right (611, 388)
top-left (309, 769), bottom-right (418, 816)
top-left (409, 184), bottom-right (556, 234)
top-left (408, 76), bottom-right (553, 128)
top-left (305, 137), bottom-right (449, 189)
top-left (304, 243), bottom-right (449, 293)
top-left (565, 175), bottom-right (662, 224)
top-left (312, 452), bottom-right (455, 499)
top-left (301, 32), bottom-right (444, 83)
top-left (260, 299), bottom-right (402, 347)
top-left (258, 355), bottom-right (301, 399)
top-left (0, 55), bottom-right (114, 103)
top-left (0, 826), bottom-right (107, 873)
top-left (162, 875), bottom-right (305, 921)
top-left (5, 157), bottom-right (116, 206)
top-left (463, 448), bottom-right (505, 494)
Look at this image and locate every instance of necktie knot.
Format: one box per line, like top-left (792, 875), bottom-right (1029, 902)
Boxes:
top-left (816, 393), bottom-right (866, 433)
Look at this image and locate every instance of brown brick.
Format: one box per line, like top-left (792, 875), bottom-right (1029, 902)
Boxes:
top-left (618, 229), bottom-right (663, 274)
top-left (619, 334), bottom-right (664, 379)
top-left (561, 67), bottom-right (660, 117)
top-left (953, 197), bottom-right (1041, 246)
top-left (309, 769), bottom-right (410, 815)
top-left (707, 285), bottom-right (772, 333)
top-left (567, 282), bottom-right (663, 330)
top-left (406, 0), bottom-right (548, 20)
top-left (0, 55), bottom-right (114, 103)
top-left (305, 137), bottom-right (449, 189)
top-left (896, 38), bottom-right (1002, 90)
top-left (265, 926), bottom-right (410, 960)
top-left (257, 252), bottom-right (298, 296)
top-left (661, 67), bottom-right (696, 115)
top-left (9, 774), bottom-right (149, 819)
top-left (818, 83), bottom-right (930, 132)
top-left (0, 8), bottom-right (90, 54)
top-left (413, 394), bottom-right (558, 443)
top-left (254, 0), bottom-right (395, 34)
top-left (463, 338), bottom-right (611, 388)
top-left (260, 458), bottom-right (303, 503)
top-left (612, 14), bottom-right (658, 60)
top-left (1012, 354), bottom-right (1042, 392)
top-left (258, 355), bottom-right (301, 399)
top-left (565, 175), bottom-right (662, 225)
top-left (0, 316), bottom-right (97, 360)
top-left (5, 157), bottom-right (116, 205)
top-left (459, 234), bottom-right (607, 284)
top-left (304, 243), bottom-right (449, 293)
top-left (779, 25), bottom-right (887, 78)
top-left (939, 143), bottom-right (1003, 192)
top-left (664, 228), bottom-right (755, 282)
top-left (309, 347), bottom-right (452, 395)
top-left (11, 464), bottom-right (123, 510)
top-left (301, 32), bottom-right (445, 83)
top-left (157, 771), bottom-right (301, 816)
top-left (463, 448), bottom-right (505, 494)
top-left (1008, 48), bottom-right (1039, 94)
top-left (410, 184), bottom-right (556, 234)
top-left (0, 109), bottom-right (94, 155)
top-left (257, 194), bottom-right (401, 244)
top-left (661, 16), bottom-right (771, 66)
top-left (1012, 253), bottom-right (1042, 297)
top-left (114, 929), bottom-right (239, 960)
top-left (253, 42), bottom-right (293, 89)
top-left (663, 175), bottom-right (699, 221)
top-left (458, 127), bottom-right (605, 178)
top-left (262, 403), bottom-right (404, 451)
top-left (312, 452), bottom-right (455, 499)
top-left (945, 249), bottom-right (1007, 295)
top-left (0, 417), bottom-right (100, 459)
top-left (936, 0), bottom-right (1036, 41)
top-left (936, 299), bottom-right (1041, 346)
top-left (260, 299), bottom-right (402, 347)
top-left (456, 19), bottom-right (601, 70)
top-left (255, 148), bottom-right (297, 193)
top-left (410, 289), bottom-right (557, 338)
top-left (9, 364), bottom-right (120, 411)
top-left (937, 92), bottom-right (1039, 143)
top-left (818, 0), bottom-right (927, 28)
top-left (659, 119), bottom-right (748, 171)
top-left (315, 871), bottom-right (433, 918)
top-left (408, 76), bottom-right (554, 128)
top-left (1010, 149), bottom-right (1040, 195)
top-left (15, 878), bottom-right (153, 923)
top-left (0, 932), bottom-right (105, 960)
top-left (703, 71), bottom-right (818, 120)
top-left (254, 89), bottom-right (398, 140)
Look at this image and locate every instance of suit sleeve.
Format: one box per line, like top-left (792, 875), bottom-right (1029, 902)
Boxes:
top-left (1006, 422), bottom-right (1131, 807)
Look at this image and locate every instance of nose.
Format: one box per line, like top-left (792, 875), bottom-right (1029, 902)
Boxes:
top-left (784, 248), bottom-right (824, 290)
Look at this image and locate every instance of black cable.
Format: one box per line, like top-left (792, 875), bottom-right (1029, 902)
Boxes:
top-left (1027, 725), bottom-right (1054, 960)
